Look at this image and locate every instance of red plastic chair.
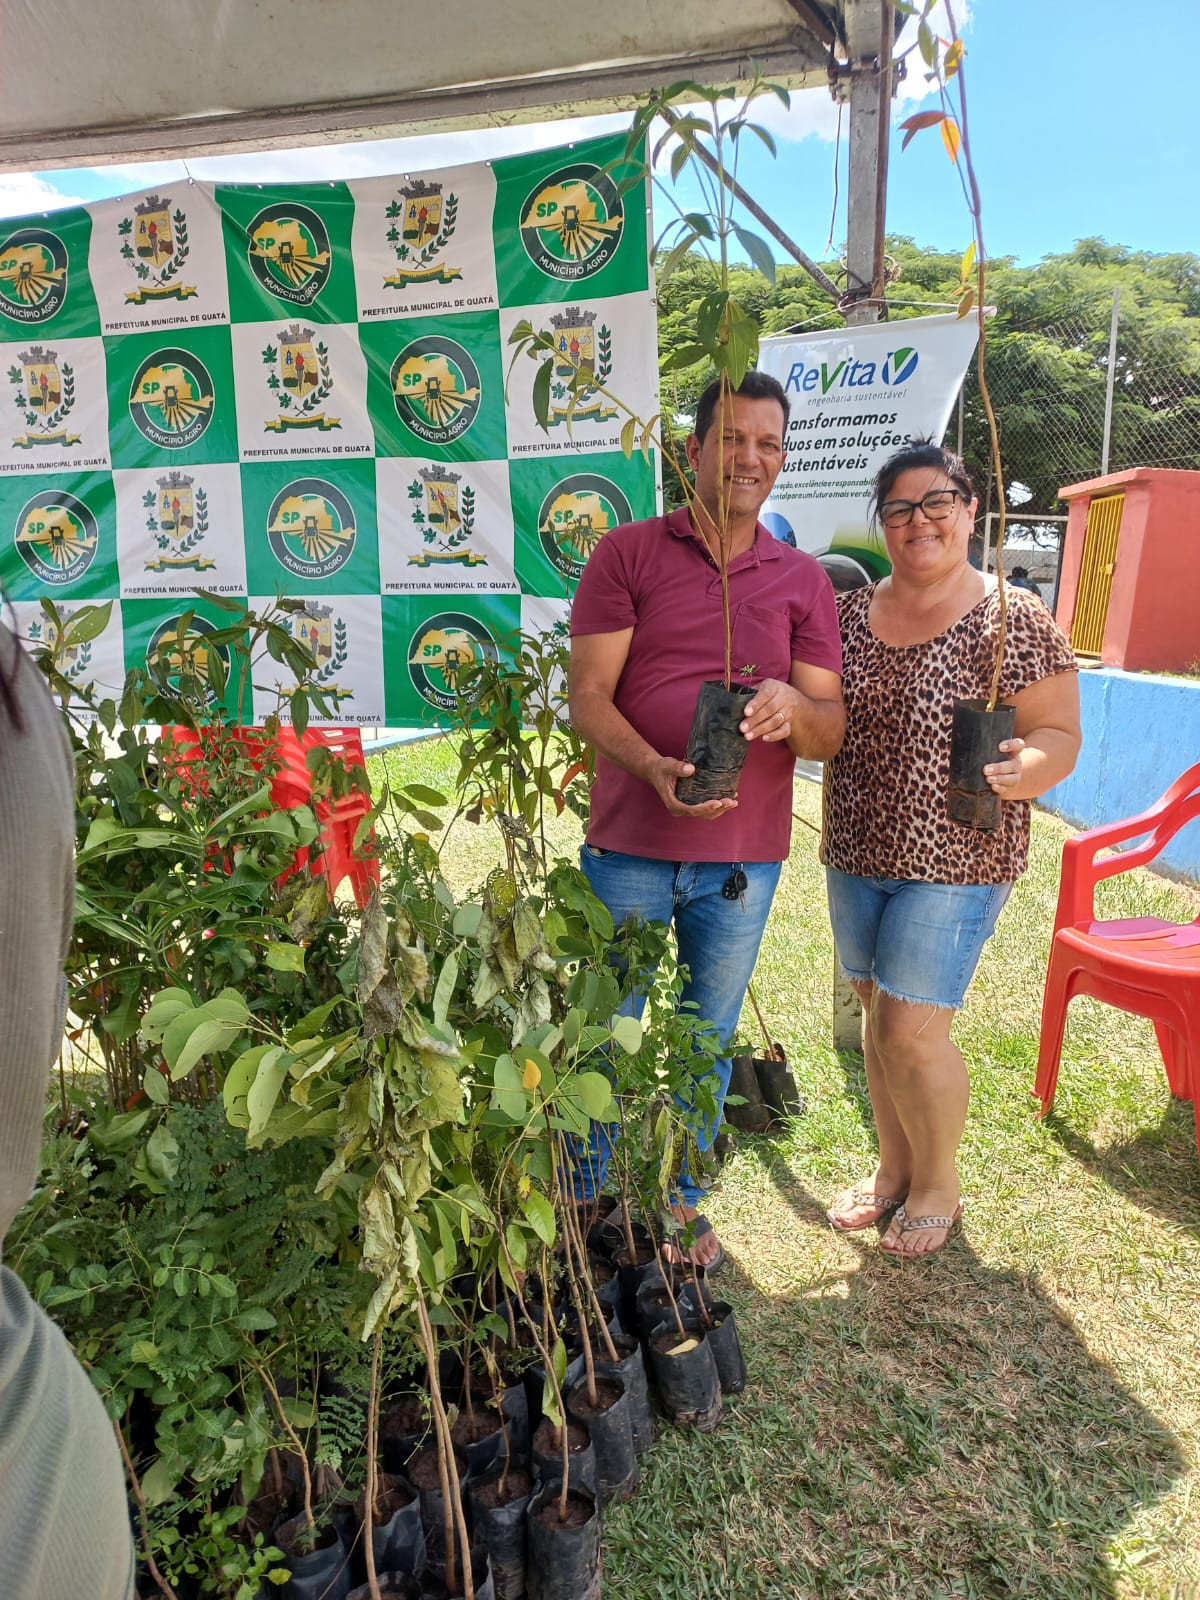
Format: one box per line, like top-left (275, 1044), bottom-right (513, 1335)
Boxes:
top-left (1034, 762), bottom-right (1200, 1156)
top-left (162, 724), bottom-right (378, 907)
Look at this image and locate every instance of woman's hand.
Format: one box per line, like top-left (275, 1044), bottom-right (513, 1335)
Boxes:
top-left (983, 737), bottom-right (1027, 796)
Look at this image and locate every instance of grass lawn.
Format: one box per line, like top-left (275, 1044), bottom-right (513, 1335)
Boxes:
top-left (373, 739), bottom-right (1200, 1599)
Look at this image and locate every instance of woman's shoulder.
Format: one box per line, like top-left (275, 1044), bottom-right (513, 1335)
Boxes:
top-left (835, 581), bottom-right (877, 621)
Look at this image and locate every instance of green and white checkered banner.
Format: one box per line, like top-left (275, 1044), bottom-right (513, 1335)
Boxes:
top-left (0, 133), bottom-right (658, 726)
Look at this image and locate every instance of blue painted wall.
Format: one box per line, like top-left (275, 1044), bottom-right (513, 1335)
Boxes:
top-left (1041, 668), bottom-right (1200, 883)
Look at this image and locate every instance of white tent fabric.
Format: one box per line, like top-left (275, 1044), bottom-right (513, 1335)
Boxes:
top-left (0, 0), bottom-right (840, 171)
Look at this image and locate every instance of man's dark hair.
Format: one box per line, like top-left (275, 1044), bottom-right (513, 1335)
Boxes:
top-left (1011, 566), bottom-right (1029, 579)
top-left (693, 370), bottom-right (790, 445)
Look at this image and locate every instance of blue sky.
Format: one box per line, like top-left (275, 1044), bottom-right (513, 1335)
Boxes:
top-left (0, 0), bottom-right (1192, 268)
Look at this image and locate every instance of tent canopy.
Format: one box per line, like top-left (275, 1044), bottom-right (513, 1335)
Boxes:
top-left (0, 0), bottom-right (844, 172)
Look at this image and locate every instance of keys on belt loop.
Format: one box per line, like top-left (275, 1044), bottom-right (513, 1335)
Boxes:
top-left (722, 862), bottom-right (748, 906)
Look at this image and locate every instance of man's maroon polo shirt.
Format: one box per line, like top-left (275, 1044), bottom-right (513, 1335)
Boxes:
top-left (570, 506), bottom-right (842, 863)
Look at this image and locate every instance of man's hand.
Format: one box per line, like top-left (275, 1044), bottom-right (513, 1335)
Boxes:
top-left (646, 755), bottom-right (738, 819)
top-left (740, 678), bottom-right (801, 743)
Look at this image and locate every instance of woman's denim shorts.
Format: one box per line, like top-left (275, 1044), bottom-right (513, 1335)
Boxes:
top-left (826, 865), bottom-right (1013, 1011)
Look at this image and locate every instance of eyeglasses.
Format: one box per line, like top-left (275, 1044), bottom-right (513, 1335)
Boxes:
top-left (877, 488), bottom-right (968, 528)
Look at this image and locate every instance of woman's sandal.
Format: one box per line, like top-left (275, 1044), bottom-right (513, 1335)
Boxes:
top-left (878, 1202), bottom-right (964, 1260)
top-left (826, 1184), bottom-right (908, 1233)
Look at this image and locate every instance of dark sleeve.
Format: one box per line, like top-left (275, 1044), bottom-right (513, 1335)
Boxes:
top-left (569, 530), bottom-right (638, 636)
top-left (789, 559), bottom-right (844, 675)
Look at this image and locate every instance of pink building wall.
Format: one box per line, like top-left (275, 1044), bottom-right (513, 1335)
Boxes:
top-left (1055, 467), bottom-right (1200, 673)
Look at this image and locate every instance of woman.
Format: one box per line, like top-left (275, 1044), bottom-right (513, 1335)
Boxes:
top-left (821, 442), bottom-right (1080, 1259)
top-left (0, 623), bottom-right (136, 1596)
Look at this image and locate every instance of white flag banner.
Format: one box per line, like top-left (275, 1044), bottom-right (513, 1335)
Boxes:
top-left (757, 312), bottom-right (980, 588)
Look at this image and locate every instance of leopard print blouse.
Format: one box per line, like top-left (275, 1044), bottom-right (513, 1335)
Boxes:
top-left (821, 583), bottom-right (1077, 885)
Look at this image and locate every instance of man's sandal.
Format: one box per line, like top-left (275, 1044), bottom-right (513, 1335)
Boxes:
top-left (664, 1214), bottom-right (726, 1274)
top-left (826, 1184), bottom-right (908, 1233)
top-left (878, 1202), bottom-right (964, 1260)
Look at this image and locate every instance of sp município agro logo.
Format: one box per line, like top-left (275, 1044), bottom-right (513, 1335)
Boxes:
top-left (128, 347), bottom-right (216, 448)
top-left (0, 228), bottom-right (69, 325)
top-left (14, 489), bottom-right (98, 585)
top-left (407, 610), bottom-right (498, 712)
top-left (519, 163), bottom-right (624, 282)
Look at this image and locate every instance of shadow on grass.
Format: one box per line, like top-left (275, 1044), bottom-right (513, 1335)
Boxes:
top-left (606, 1161), bottom-right (1188, 1600)
top-left (1044, 1100), bottom-right (1200, 1235)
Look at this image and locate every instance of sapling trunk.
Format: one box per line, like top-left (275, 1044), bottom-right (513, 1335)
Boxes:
top-left (256, 1359), bottom-right (315, 1538)
top-left (501, 1224), bottom-right (574, 1527)
top-left (686, 1251), bottom-right (713, 1331)
top-left (556, 1133), bottom-right (618, 1365)
top-left (364, 1330), bottom-right (384, 1600)
top-left (540, 1242), bottom-right (571, 1520)
top-left (415, 1290), bottom-right (474, 1600)
top-left (647, 1222), bottom-right (687, 1343)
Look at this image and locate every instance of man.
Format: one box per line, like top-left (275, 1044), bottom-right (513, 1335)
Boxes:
top-left (568, 370), bottom-right (845, 1268)
top-left (1009, 565), bottom-right (1043, 600)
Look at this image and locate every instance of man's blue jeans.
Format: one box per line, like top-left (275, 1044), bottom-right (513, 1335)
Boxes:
top-left (576, 846), bottom-right (782, 1208)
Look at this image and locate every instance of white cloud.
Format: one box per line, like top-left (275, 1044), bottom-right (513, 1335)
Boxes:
top-left (0, 173), bottom-right (86, 219)
top-left (98, 111), bottom-right (629, 193)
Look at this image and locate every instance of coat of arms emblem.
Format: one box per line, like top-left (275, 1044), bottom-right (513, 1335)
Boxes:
top-left (406, 467), bottom-right (487, 568)
top-left (7, 345), bottom-right (80, 450)
top-left (384, 179), bottom-right (461, 290)
top-left (117, 195), bottom-right (197, 304)
top-left (542, 307), bottom-right (617, 427)
top-left (143, 471), bottom-right (214, 572)
top-left (262, 324), bottom-right (340, 432)
top-left (291, 601), bottom-right (352, 702)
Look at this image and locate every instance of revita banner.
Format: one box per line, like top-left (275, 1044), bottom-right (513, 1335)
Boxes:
top-left (0, 132), bottom-right (658, 726)
top-left (756, 312), bottom-right (979, 589)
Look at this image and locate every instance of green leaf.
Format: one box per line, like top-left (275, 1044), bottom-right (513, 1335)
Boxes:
top-left (290, 689), bottom-right (309, 738)
top-left (531, 357), bottom-right (553, 433)
top-left (404, 783), bottom-right (447, 805)
top-left (247, 1048), bottom-right (290, 1141)
top-left (552, 1335), bottom-right (568, 1388)
top-left (660, 342), bottom-right (706, 375)
top-left (88, 1107), bottom-right (153, 1153)
top-left (223, 1044), bottom-right (275, 1128)
top-left (504, 1223), bottom-right (527, 1272)
top-left (142, 1065), bottom-right (169, 1105)
top-left (235, 1306), bottom-right (279, 1331)
top-left (61, 600), bottom-right (113, 646)
top-left (611, 1014), bottom-right (644, 1055)
top-left (732, 224), bottom-right (776, 286)
top-left (140, 1456), bottom-right (182, 1507)
top-left (573, 1070), bottom-right (617, 1121)
top-left (130, 1340), bottom-right (158, 1364)
top-left (432, 952), bottom-right (458, 1029)
top-left (162, 990), bottom-right (250, 1081)
top-left (523, 1189), bottom-right (556, 1246)
top-left (264, 941), bottom-right (306, 973)
top-left (619, 416), bottom-right (636, 458)
top-left (140, 988), bottom-right (194, 1044)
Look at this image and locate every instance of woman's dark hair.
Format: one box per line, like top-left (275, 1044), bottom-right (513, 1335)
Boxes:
top-left (869, 440), bottom-right (976, 523)
top-left (694, 370), bottom-right (790, 444)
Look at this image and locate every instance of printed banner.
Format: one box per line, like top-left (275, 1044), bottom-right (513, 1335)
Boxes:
top-left (756, 313), bottom-right (979, 588)
top-left (0, 133), bottom-right (658, 727)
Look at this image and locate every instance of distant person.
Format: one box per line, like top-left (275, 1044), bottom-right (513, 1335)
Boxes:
top-left (0, 624), bottom-right (136, 1597)
top-left (821, 443), bottom-right (1080, 1259)
top-left (1009, 566), bottom-right (1042, 600)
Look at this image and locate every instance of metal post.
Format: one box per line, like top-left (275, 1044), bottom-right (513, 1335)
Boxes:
top-left (1101, 286), bottom-right (1120, 477)
top-left (841, 0), bottom-right (892, 328)
top-left (830, 0), bottom-right (891, 1051)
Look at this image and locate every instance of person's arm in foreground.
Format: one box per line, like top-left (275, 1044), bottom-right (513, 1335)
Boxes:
top-left (983, 669), bottom-right (1081, 800)
top-left (569, 630), bottom-right (736, 819)
top-left (738, 660), bottom-right (846, 760)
